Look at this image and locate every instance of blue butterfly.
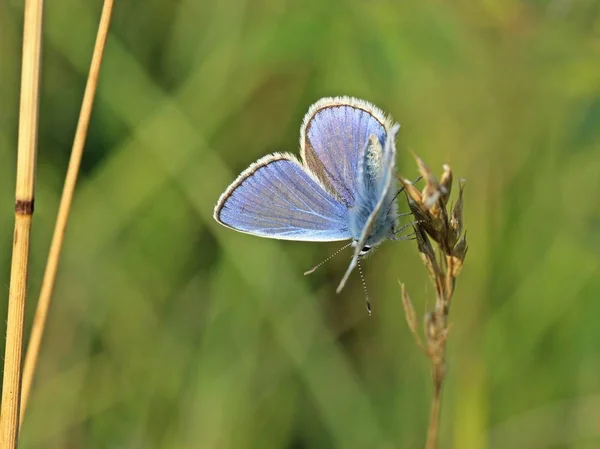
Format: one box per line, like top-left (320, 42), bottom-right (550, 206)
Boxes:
top-left (214, 96), bottom-right (401, 305)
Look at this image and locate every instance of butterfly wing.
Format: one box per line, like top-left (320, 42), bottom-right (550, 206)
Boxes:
top-left (214, 153), bottom-right (351, 241)
top-left (336, 123), bottom-right (401, 293)
top-left (300, 97), bottom-right (395, 206)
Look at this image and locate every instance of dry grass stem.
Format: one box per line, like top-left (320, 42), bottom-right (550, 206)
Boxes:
top-left (399, 282), bottom-right (425, 352)
top-left (398, 158), bottom-right (468, 449)
top-left (0, 1), bottom-right (44, 447)
top-left (19, 0), bottom-right (115, 429)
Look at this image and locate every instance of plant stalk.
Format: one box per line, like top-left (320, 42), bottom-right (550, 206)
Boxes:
top-left (0, 0), bottom-right (44, 447)
top-left (19, 0), bottom-right (115, 430)
top-left (425, 368), bottom-right (444, 449)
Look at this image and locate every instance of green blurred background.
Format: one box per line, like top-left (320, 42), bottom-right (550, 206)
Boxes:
top-left (2, 0), bottom-right (600, 448)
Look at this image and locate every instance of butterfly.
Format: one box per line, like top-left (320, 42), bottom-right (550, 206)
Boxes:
top-left (213, 96), bottom-right (401, 309)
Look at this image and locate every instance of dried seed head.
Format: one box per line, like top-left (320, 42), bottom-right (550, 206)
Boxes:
top-left (449, 232), bottom-right (468, 278)
top-left (412, 155), bottom-right (436, 206)
top-left (425, 310), bottom-right (445, 341)
top-left (416, 157), bottom-right (440, 209)
top-left (398, 157), bottom-right (467, 396)
top-left (399, 176), bottom-right (423, 205)
top-left (414, 227), bottom-right (445, 296)
top-left (400, 283), bottom-right (419, 337)
top-left (408, 202), bottom-right (435, 240)
top-left (422, 182), bottom-right (441, 212)
top-left (399, 282), bottom-right (427, 352)
top-left (424, 310), bottom-right (448, 368)
top-left (415, 227), bottom-right (436, 267)
top-left (399, 159), bottom-right (466, 306)
top-left (440, 164), bottom-right (453, 206)
top-left (424, 311), bottom-right (437, 341)
top-left (414, 154), bottom-right (433, 182)
top-left (450, 180), bottom-right (465, 242)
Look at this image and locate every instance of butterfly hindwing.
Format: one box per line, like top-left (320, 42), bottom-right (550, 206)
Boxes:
top-left (300, 97), bottom-right (394, 207)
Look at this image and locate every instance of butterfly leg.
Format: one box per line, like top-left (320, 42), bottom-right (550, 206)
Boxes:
top-left (392, 221), bottom-right (421, 241)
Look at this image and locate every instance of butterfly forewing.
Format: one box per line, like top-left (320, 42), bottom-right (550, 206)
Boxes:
top-left (214, 154), bottom-right (351, 242)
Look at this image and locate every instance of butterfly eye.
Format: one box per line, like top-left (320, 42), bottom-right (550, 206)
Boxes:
top-left (359, 245), bottom-right (372, 256)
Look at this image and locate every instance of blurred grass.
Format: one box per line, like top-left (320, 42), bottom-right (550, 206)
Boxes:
top-left (1, 0), bottom-right (600, 448)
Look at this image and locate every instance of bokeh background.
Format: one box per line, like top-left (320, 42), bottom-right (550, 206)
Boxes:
top-left (2, 0), bottom-right (600, 448)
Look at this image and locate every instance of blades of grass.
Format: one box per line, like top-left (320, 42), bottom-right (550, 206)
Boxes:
top-left (0, 1), bottom-right (44, 447)
top-left (19, 0), bottom-right (115, 430)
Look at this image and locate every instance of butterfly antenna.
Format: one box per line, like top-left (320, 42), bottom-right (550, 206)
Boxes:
top-left (357, 258), bottom-right (372, 316)
top-left (304, 242), bottom-right (353, 275)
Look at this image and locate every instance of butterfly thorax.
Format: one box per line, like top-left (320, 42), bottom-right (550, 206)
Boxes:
top-left (349, 186), bottom-right (397, 247)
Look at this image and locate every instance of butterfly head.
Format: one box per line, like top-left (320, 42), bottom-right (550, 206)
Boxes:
top-left (358, 244), bottom-right (372, 256)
